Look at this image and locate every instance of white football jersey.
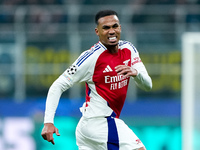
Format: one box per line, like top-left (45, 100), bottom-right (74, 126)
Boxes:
top-left (44, 40), bottom-right (152, 123)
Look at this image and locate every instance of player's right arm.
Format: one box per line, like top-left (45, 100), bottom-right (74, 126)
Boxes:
top-left (41, 49), bottom-right (93, 144)
top-left (128, 43), bottom-right (152, 91)
top-left (41, 75), bottom-right (72, 144)
top-left (43, 49), bottom-right (92, 124)
top-left (41, 123), bottom-right (60, 145)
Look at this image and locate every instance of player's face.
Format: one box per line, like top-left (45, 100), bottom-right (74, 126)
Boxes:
top-left (95, 15), bottom-right (121, 49)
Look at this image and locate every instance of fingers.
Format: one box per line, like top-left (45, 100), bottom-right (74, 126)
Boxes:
top-left (115, 65), bottom-right (129, 73)
top-left (115, 65), bottom-right (137, 77)
top-left (50, 138), bottom-right (55, 145)
top-left (47, 133), bottom-right (55, 145)
top-left (41, 133), bottom-right (47, 140)
top-left (55, 128), bottom-right (60, 136)
top-left (115, 66), bottom-right (129, 74)
top-left (41, 124), bottom-right (60, 145)
top-left (49, 128), bottom-right (60, 144)
top-left (41, 133), bottom-right (54, 144)
top-left (41, 130), bottom-right (55, 145)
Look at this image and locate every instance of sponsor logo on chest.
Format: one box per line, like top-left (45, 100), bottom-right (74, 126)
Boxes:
top-left (101, 59), bottom-right (130, 90)
top-left (104, 73), bottom-right (129, 90)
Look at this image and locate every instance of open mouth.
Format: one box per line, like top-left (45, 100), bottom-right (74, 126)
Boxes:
top-left (108, 36), bottom-right (117, 42)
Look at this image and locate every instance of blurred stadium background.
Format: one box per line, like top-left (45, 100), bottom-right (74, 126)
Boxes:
top-left (0, 0), bottom-right (200, 150)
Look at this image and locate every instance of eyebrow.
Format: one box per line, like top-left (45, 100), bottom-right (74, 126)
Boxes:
top-left (102, 23), bottom-right (119, 29)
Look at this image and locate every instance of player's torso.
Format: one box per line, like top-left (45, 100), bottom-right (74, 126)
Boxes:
top-left (92, 47), bottom-right (132, 117)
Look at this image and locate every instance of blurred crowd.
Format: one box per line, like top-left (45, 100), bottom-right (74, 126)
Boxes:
top-left (0, 0), bottom-right (200, 51)
top-left (0, 0), bottom-right (200, 24)
top-left (0, 0), bottom-right (199, 44)
top-left (0, 0), bottom-right (63, 5)
top-left (0, 0), bottom-right (200, 5)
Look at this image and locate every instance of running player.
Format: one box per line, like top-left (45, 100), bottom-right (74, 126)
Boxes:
top-left (41, 10), bottom-right (152, 150)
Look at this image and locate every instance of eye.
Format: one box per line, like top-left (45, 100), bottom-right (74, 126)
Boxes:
top-left (102, 26), bottom-right (110, 30)
top-left (113, 23), bottom-right (119, 28)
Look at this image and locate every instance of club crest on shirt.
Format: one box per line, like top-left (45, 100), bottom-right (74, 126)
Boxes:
top-left (123, 59), bottom-right (130, 66)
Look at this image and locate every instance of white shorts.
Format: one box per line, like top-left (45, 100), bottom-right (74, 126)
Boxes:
top-left (75, 116), bottom-right (145, 150)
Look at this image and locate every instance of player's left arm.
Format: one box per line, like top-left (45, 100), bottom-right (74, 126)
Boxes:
top-left (116, 44), bottom-right (152, 91)
top-left (115, 65), bottom-right (138, 77)
top-left (132, 63), bottom-right (152, 91)
top-left (115, 64), bottom-right (152, 91)
top-left (131, 52), bottom-right (152, 91)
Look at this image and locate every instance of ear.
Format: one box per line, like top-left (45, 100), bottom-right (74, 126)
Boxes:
top-left (95, 28), bottom-right (99, 36)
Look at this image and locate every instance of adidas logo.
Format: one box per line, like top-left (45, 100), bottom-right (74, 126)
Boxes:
top-left (103, 65), bottom-right (113, 73)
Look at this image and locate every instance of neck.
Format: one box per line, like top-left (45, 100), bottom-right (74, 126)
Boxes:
top-left (105, 44), bottom-right (119, 54)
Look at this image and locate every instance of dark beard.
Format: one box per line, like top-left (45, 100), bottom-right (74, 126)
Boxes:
top-left (104, 43), bottom-right (118, 53)
top-left (104, 43), bottom-right (118, 49)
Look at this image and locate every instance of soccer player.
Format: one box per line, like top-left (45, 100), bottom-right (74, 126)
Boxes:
top-left (41, 10), bottom-right (152, 150)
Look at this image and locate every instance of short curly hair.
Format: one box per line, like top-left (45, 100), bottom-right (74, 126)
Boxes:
top-left (95, 10), bottom-right (118, 25)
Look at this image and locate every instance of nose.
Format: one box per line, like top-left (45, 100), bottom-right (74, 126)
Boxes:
top-left (108, 28), bottom-right (115, 34)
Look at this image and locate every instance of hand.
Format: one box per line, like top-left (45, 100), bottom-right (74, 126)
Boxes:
top-left (41, 123), bottom-right (60, 145)
top-left (115, 65), bottom-right (138, 78)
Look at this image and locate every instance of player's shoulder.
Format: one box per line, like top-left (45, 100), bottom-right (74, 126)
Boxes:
top-left (119, 40), bottom-right (138, 53)
top-left (76, 42), bottom-right (106, 66)
top-left (78, 42), bottom-right (101, 56)
top-left (83, 42), bottom-right (106, 54)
